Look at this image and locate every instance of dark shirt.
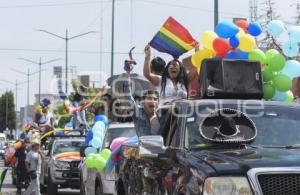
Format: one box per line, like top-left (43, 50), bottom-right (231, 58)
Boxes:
top-left (15, 146), bottom-right (27, 169)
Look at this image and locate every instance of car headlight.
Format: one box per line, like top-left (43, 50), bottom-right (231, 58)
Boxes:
top-left (203, 177), bottom-right (253, 195)
top-left (54, 161), bottom-right (70, 169)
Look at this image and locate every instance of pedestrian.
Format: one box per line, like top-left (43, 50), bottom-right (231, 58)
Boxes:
top-left (12, 138), bottom-right (28, 194)
top-left (23, 139), bottom-right (43, 195)
top-left (143, 44), bottom-right (198, 105)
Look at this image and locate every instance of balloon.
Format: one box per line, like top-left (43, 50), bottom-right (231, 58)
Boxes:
top-left (90, 139), bottom-right (102, 149)
top-left (235, 20), bottom-right (248, 32)
top-left (94, 115), bottom-right (108, 127)
top-left (288, 26), bottom-right (300, 43)
top-left (236, 28), bottom-right (246, 37)
top-left (269, 53), bottom-right (286, 72)
top-left (200, 31), bottom-right (218, 50)
top-left (85, 131), bottom-right (93, 145)
top-left (273, 74), bottom-right (292, 92)
top-left (110, 137), bottom-right (129, 151)
top-left (262, 67), bottom-right (273, 82)
top-left (248, 49), bottom-right (266, 64)
top-left (282, 41), bottom-right (299, 57)
top-left (248, 22), bottom-right (263, 36)
top-left (265, 49), bottom-right (279, 65)
top-left (191, 48), bottom-right (215, 70)
top-left (225, 50), bottom-right (248, 59)
top-left (100, 149), bottom-right (112, 161)
top-left (92, 121), bottom-right (105, 133)
top-left (86, 155), bottom-right (98, 168)
top-left (213, 38), bottom-right (231, 57)
top-left (267, 20), bottom-right (285, 37)
top-left (284, 91), bottom-right (294, 103)
top-left (15, 141), bottom-right (22, 149)
top-left (95, 156), bottom-right (106, 171)
top-left (263, 83), bottom-right (276, 100)
top-left (84, 147), bottom-right (97, 156)
top-left (215, 21), bottom-right (239, 38)
top-left (281, 60), bottom-right (300, 79)
top-left (238, 34), bottom-right (256, 52)
top-left (64, 100), bottom-right (70, 108)
top-left (272, 91), bottom-right (289, 101)
top-left (229, 36), bottom-right (240, 48)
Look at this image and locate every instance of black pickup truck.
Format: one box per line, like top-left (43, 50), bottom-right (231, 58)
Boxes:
top-left (116, 99), bottom-right (300, 195)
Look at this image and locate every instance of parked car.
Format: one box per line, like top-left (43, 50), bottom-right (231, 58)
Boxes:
top-left (41, 135), bottom-right (85, 195)
top-left (80, 123), bottom-right (136, 195)
top-left (116, 99), bottom-right (300, 195)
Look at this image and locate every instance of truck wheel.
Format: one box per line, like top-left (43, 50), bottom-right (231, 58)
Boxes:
top-left (47, 175), bottom-right (58, 195)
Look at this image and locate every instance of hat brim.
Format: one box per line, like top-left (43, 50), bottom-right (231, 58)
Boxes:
top-left (200, 108), bottom-right (257, 144)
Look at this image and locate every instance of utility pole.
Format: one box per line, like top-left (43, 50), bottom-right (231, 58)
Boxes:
top-left (111, 0), bottom-right (115, 77)
top-left (35, 29), bottom-right (95, 94)
top-left (11, 68), bottom-right (39, 120)
top-left (214, 0), bottom-right (219, 30)
top-left (18, 57), bottom-right (61, 102)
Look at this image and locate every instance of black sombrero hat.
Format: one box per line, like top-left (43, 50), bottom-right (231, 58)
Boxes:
top-left (200, 108), bottom-right (257, 144)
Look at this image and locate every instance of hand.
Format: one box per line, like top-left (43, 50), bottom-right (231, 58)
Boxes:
top-left (194, 42), bottom-right (200, 52)
top-left (144, 44), bottom-right (151, 59)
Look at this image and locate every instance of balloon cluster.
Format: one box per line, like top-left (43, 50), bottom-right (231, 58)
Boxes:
top-left (267, 20), bottom-right (300, 57)
top-left (85, 148), bottom-right (111, 171)
top-left (192, 20), bottom-right (262, 72)
top-left (85, 115), bottom-right (108, 149)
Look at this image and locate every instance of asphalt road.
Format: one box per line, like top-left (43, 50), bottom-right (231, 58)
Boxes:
top-left (0, 158), bottom-right (80, 195)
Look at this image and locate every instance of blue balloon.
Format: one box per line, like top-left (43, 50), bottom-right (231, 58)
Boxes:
top-left (90, 139), bottom-right (101, 148)
top-left (225, 50), bottom-right (248, 59)
top-left (282, 41), bottom-right (299, 57)
top-left (267, 20), bottom-right (285, 37)
top-left (94, 115), bottom-right (108, 128)
top-left (288, 26), bottom-right (300, 43)
top-left (85, 131), bottom-right (93, 145)
top-left (281, 60), bottom-right (300, 79)
top-left (216, 21), bottom-right (239, 39)
top-left (229, 36), bottom-right (240, 48)
top-left (272, 91), bottom-right (288, 101)
top-left (248, 22), bottom-right (262, 36)
top-left (84, 147), bottom-right (97, 156)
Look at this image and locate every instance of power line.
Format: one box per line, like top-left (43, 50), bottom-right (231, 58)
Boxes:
top-left (0, 0), bottom-right (110, 9)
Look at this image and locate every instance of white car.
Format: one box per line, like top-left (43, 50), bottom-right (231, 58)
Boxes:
top-left (80, 123), bottom-right (136, 195)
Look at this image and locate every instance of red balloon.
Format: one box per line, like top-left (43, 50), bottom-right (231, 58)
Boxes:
top-left (235, 20), bottom-right (248, 33)
top-left (213, 38), bottom-right (231, 57)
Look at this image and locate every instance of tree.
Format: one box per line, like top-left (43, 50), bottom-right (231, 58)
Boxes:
top-left (257, 0), bottom-right (282, 51)
top-left (0, 91), bottom-right (16, 132)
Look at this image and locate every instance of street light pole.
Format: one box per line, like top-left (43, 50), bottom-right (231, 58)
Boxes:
top-left (11, 68), bottom-right (39, 120)
top-left (35, 29), bottom-right (95, 94)
top-left (214, 0), bottom-right (219, 30)
top-left (18, 57), bottom-right (62, 102)
top-left (111, 0), bottom-right (115, 77)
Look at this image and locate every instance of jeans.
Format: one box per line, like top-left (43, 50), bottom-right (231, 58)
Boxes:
top-left (23, 173), bottom-right (40, 195)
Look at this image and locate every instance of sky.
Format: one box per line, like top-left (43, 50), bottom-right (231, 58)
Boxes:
top-left (0, 0), bottom-right (298, 110)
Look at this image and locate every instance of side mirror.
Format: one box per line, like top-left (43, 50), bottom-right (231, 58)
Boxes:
top-left (138, 136), bottom-right (166, 158)
top-left (80, 146), bottom-right (88, 157)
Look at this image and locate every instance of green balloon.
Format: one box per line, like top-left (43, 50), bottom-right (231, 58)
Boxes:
top-left (269, 53), bottom-right (286, 71)
top-left (262, 67), bottom-right (273, 82)
top-left (273, 74), bottom-right (292, 92)
top-left (249, 49), bottom-right (266, 64)
top-left (284, 91), bottom-right (294, 103)
top-left (263, 83), bottom-right (276, 100)
top-left (86, 155), bottom-right (97, 168)
top-left (95, 156), bottom-right (106, 171)
top-left (100, 149), bottom-right (111, 161)
top-left (265, 49), bottom-right (279, 65)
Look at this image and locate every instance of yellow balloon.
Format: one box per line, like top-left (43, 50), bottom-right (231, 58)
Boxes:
top-left (238, 34), bottom-right (256, 52)
top-left (236, 28), bottom-right (246, 38)
top-left (200, 31), bottom-right (217, 50)
top-left (191, 48), bottom-right (215, 72)
top-left (64, 100), bottom-right (70, 107)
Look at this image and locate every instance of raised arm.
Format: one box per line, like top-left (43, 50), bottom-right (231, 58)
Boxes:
top-left (187, 43), bottom-right (199, 83)
top-left (143, 44), bottom-right (161, 86)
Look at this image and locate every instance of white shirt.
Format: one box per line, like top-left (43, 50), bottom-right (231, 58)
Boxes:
top-left (26, 150), bottom-right (42, 174)
top-left (157, 77), bottom-right (187, 105)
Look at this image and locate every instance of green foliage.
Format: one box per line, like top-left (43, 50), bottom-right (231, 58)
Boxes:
top-left (0, 91), bottom-right (16, 132)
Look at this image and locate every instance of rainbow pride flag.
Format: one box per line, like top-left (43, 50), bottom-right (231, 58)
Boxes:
top-left (150, 17), bottom-right (197, 59)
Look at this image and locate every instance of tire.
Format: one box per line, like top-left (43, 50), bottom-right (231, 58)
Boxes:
top-left (47, 174), bottom-right (58, 195)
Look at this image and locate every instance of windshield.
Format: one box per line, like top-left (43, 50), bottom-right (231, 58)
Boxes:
top-left (185, 103), bottom-right (300, 149)
top-left (52, 140), bottom-right (84, 155)
top-left (102, 127), bottom-right (136, 149)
